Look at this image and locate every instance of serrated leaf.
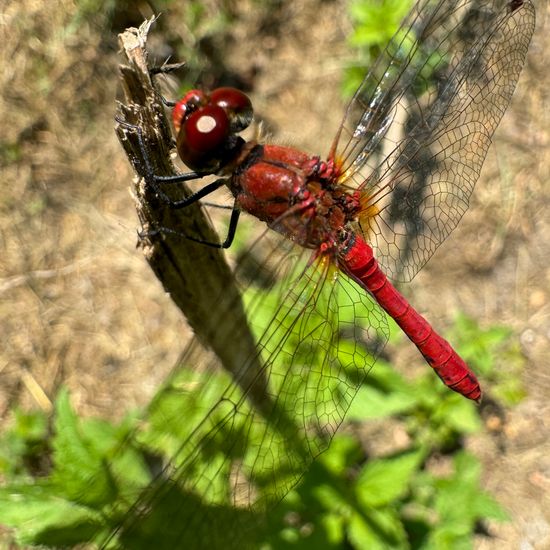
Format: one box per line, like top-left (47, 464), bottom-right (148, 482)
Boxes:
top-left (348, 507), bottom-right (406, 549)
top-left (0, 485), bottom-right (103, 546)
top-left (356, 450), bottom-right (423, 508)
top-left (50, 388), bottom-right (116, 507)
top-left (433, 397), bottom-right (482, 435)
top-left (347, 384), bottom-right (417, 421)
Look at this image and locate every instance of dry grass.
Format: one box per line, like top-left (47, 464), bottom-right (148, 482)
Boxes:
top-left (0, 0), bottom-right (187, 419)
top-left (0, 0), bottom-right (549, 548)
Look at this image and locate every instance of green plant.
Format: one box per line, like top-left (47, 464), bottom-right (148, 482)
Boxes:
top-left (259, 352), bottom-right (510, 549)
top-left (0, 408), bottom-right (50, 480)
top-left (0, 307), bottom-right (521, 548)
top-left (343, 0), bottom-right (414, 96)
top-left (0, 390), bottom-right (147, 548)
top-left (0, 1), bottom-right (528, 545)
top-left (447, 313), bottom-right (526, 406)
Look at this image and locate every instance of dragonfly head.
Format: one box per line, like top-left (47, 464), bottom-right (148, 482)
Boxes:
top-left (172, 87), bottom-right (253, 174)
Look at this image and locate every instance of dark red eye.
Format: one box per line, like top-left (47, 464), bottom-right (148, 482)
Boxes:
top-left (177, 104), bottom-right (230, 171)
top-left (210, 87), bottom-right (253, 132)
top-left (172, 89), bottom-right (207, 133)
top-left (183, 105), bottom-right (230, 152)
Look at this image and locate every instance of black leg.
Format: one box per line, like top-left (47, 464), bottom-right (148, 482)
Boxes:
top-left (149, 62), bottom-right (186, 75)
top-left (222, 207), bottom-right (240, 248)
top-left (141, 208), bottom-right (240, 249)
top-left (200, 202), bottom-right (235, 210)
top-left (117, 117), bottom-right (241, 248)
top-left (160, 96), bottom-right (176, 108)
top-left (150, 62), bottom-right (186, 107)
top-left (117, 117), bottom-right (222, 208)
top-left (164, 178), bottom-right (228, 209)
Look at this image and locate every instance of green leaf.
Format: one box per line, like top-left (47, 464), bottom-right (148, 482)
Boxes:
top-left (311, 479), bottom-right (354, 515)
top-left (83, 416), bottom-right (150, 494)
top-left (348, 507), bottom-right (407, 549)
top-left (50, 388), bottom-right (116, 508)
top-left (322, 512), bottom-right (346, 545)
top-left (424, 451), bottom-right (509, 543)
top-left (320, 434), bottom-right (362, 475)
top-left (348, 511), bottom-right (385, 549)
top-left (493, 376), bottom-right (527, 406)
top-left (142, 367), bottom-right (235, 456)
top-left (449, 312), bottom-right (513, 376)
top-left (12, 408), bottom-right (48, 440)
top-left (0, 407), bottom-right (50, 479)
top-left (433, 396), bottom-right (482, 435)
top-left (425, 526), bottom-right (472, 550)
top-left (0, 484), bottom-right (103, 546)
top-left (349, 0), bottom-right (412, 47)
top-left (347, 384), bottom-right (417, 421)
top-left (356, 450), bottom-right (424, 508)
top-left (471, 492), bottom-right (509, 522)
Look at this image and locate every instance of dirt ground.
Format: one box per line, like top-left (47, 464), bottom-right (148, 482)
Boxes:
top-left (0, 0), bottom-right (548, 548)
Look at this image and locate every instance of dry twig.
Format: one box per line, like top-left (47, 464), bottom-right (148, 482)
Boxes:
top-left (115, 19), bottom-right (263, 397)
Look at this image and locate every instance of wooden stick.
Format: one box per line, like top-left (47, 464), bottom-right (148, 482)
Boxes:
top-left (115, 18), bottom-right (267, 404)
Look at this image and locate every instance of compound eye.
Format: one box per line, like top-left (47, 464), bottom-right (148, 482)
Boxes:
top-left (172, 90), bottom-right (207, 133)
top-left (177, 104), bottom-right (230, 171)
top-left (210, 87), bottom-right (253, 132)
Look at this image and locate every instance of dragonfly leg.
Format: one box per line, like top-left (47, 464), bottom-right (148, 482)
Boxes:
top-left (140, 206), bottom-right (240, 248)
top-left (117, 117), bottom-right (225, 209)
top-left (200, 202), bottom-right (235, 211)
top-left (118, 117), bottom-right (240, 246)
top-left (149, 61), bottom-right (187, 76)
top-left (157, 177), bottom-right (229, 209)
top-left (149, 61), bottom-right (187, 107)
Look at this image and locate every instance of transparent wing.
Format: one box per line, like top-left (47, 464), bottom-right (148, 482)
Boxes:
top-left (333, 0), bottom-right (535, 281)
top-left (107, 231), bottom-right (389, 549)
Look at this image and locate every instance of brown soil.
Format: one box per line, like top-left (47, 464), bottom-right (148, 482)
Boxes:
top-left (1, 0), bottom-right (548, 548)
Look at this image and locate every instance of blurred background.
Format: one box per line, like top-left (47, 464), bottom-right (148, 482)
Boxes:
top-left (0, 0), bottom-right (548, 548)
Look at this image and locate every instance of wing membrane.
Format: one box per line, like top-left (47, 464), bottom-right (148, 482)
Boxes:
top-left (333, 0), bottom-right (535, 281)
top-left (108, 233), bottom-right (389, 549)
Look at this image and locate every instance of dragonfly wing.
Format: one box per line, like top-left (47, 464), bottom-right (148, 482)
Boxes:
top-left (107, 232), bottom-right (389, 549)
top-left (332, 0), bottom-right (438, 177)
top-left (334, 0), bottom-right (535, 282)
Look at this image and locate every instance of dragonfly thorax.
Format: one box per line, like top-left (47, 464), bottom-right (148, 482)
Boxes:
top-left (229, 143), bottom-right (362, 250)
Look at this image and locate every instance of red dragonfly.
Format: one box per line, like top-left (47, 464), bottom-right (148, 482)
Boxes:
top-left (112, 1), bottom-right (535, 548)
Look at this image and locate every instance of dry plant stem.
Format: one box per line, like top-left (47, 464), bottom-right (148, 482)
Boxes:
top-left (115, 19), bottom-right (267, 405)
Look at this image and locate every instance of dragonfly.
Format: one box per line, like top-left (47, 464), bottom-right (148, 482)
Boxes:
top-left (111, 1), bottom-right (535, 548)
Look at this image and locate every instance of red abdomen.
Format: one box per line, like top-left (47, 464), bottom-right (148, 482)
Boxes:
top-left (341, 235), bottom-right (481, 401)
